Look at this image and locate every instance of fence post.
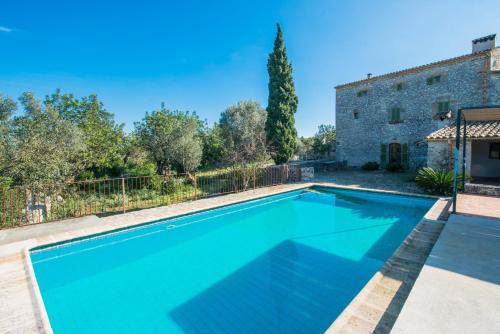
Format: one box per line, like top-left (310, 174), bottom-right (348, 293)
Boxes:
top-left (194, 172), bottom-right (197, 200)
top-left (121, 177), bottom-right (126, 214)
top-left (253, 168), bottom-right (256, 190)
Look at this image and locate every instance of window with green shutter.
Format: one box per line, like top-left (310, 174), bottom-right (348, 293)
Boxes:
top-left (357, 90), bottom-right (368, 97)
top-left (438, 101), bottom-right (450, 113)
top-left (390, 107), bottom-right (402, 123)
top-left (427, 75), bottom-right (442, 85)
top-left (380, 143), bottom-right (388, 167)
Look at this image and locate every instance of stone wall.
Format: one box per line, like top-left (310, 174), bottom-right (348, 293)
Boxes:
top-left (336, 50), bottom-right (500, 171)
top-left (427, 140), bottom-right (471, 175)
top-left (465, 183), bottom-right (500, 197)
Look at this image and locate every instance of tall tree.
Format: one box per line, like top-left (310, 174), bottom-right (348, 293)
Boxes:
top-left (201, 123), bottom-right (225, 168)
top-left (1, 92), bottom-right (85, 186)
top-left (134, 105), bottom-right (203, 173)
top-left (219, 101), bottom-right (268, 166)
top-left (266, 23), bottom-right (299, 164)
top-left (45, 90), bottom-right (126, 177)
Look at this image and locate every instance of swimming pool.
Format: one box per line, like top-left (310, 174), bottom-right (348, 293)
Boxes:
top-left (30, 187), bottom-right (435, 334)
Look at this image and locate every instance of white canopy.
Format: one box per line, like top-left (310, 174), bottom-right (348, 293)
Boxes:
top-left (462, 107), bottom-right (500, 121)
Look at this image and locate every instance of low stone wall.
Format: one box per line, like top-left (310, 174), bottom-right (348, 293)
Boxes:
top-left (300, 167), bottom-right (314, 181)
top-left (465, 183), bottom-right (500, 197)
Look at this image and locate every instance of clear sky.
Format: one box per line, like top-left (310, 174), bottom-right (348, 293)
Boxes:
top-left (1, 0), bottom-right (499, 136)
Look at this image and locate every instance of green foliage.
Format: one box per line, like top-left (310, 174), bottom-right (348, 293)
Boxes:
top-left (1, 92), bottom-right (85, 187)
top-left (0, 176), bottom-right (13, 190)
top-left (386, 162), bottom-right (405, 173)
top-left (362, 161), bottom-right (380, 171)
top-left (134, 104), bottom-right (203, 173)
top-left (201, 123), bottom-right (225, 168)
top-left (312, 124), bottom-right (336, 156)
top-left (416, 167), bottom-right (463, 195)
top-left (266, 24), bottom-right (298, 164)
top-left (0, 94), bottom-right (16, 122)
top-left (296, 136), bottom-right (314, 160)
top-left (45, 90), bottom-right (126, 176)
top-left (415, 167), bottom-right (469, 195)
top-left (219, 101), bottom-right (268, 166)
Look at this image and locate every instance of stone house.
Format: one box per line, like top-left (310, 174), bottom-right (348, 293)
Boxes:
top-left (335, 34), bottom-right (500, 180)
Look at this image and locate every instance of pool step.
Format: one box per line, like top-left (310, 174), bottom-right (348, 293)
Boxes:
top-left (326, 218), bottom-right (446, 334)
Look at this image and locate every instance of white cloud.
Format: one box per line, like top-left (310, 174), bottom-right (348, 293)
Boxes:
top-left (0, 26), bottom-right (12, 33)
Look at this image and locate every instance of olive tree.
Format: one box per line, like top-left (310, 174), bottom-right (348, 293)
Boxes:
top-left (1, 92), bottom-right (85, 187)
top-left (219, 100), bottom-right (268, 166)
top-left (134, 105), bottom-right (203, 173)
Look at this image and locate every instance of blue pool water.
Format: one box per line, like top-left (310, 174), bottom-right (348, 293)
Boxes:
top-left (31, 187), bottom-right (435, 334)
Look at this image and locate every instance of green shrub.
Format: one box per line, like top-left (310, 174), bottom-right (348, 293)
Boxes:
top-left (0, 176), bottom-right (13, 190)
top-left (362, 161), bottom-right (379, 171)
top-left (415, 167), bottom-right (466, 195)
top-left (386, 162), bottom-right (405, 172)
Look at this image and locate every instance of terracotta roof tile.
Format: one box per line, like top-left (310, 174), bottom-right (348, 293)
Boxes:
top-left (426, 121), bottom-right (500, 140)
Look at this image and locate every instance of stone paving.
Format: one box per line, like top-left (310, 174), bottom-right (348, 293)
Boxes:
top-left (391, 213), bottom-right (500, 333)
top-left (315, 170), bottom-right (423, 194)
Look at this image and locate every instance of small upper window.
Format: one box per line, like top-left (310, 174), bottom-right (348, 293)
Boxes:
top-left (353, 111), bottom-right (359, 119)
top-left (357, 90), bottom-right (368, 97)
top-left (396, 82), bottom-right (404, 91)
top-left (437, 101), bottom-right (450, 113)
top-left (427, 75), bottom-right (442, 85)
top-left (489, 143), bottom-right (500, 159)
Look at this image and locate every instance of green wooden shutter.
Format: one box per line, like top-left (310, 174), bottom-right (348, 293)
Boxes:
top-left (381, 144), bottom-right (388, 167)
top-left (395, 108), bottom-right (400, 122)
top-left (401, 143), bottom-right (409, 169)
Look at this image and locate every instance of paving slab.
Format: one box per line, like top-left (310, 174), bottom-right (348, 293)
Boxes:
top-left (391, 214), bottom-right (500, 334)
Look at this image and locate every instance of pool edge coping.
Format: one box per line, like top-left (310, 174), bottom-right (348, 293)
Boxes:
top-left (14, 182), bottom-right (441, 334)
top-left (325, 197), bottom-right (450, 333)
top-left (23, 248), bottom-right (54, 334)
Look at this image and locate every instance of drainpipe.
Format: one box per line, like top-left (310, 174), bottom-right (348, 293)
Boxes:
top-left (452, 109), bottom-right (462, 214)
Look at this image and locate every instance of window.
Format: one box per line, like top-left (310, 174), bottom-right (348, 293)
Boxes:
top-left (489, 143), bottom-right (500, 159)
top-left (438, 101), bottom-right (450, 113)
top-left (396, 82), bottom-right (404, 91)
top-left (427, 75), bottom-right (442, 85)
top-left (357, 90), bottom-right (368, 97)
top-left (353, 111), bottom-right (359, 119)
top-left (390, 107), bottom-right (402, 123)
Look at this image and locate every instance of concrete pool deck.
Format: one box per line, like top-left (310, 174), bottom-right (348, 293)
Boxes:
top-left (391, 212), bottom-right (500, 334)
top-left (0, 182), bottom-right (447, 334)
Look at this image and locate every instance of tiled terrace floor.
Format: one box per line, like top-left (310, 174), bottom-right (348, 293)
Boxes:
top-left (455, 193), bottom-right (500, 219)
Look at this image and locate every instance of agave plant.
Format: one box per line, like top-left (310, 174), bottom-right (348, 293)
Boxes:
top-left (415, 167), bottom-right (465, 196)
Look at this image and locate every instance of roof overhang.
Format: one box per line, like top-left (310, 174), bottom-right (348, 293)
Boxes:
top-left (461, 106), bottom-right (500, 121)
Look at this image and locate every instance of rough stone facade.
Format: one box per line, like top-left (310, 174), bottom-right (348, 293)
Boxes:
top-left (427, 140), bottom-right (471, 175)
top-left (335, 43), bottom-right (500, 171)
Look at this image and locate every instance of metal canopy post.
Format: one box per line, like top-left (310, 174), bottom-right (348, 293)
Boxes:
top-left (452, 109), bottom-right (462, 214)
top-left (462, 118), bottom-right (467, 190)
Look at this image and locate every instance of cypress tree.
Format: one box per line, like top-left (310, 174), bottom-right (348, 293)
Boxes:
top-left (266, 23), bottom-right (298, 164)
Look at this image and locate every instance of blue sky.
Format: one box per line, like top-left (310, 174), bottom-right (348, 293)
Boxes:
top-left (1, 0), bottom-right (499, 136)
